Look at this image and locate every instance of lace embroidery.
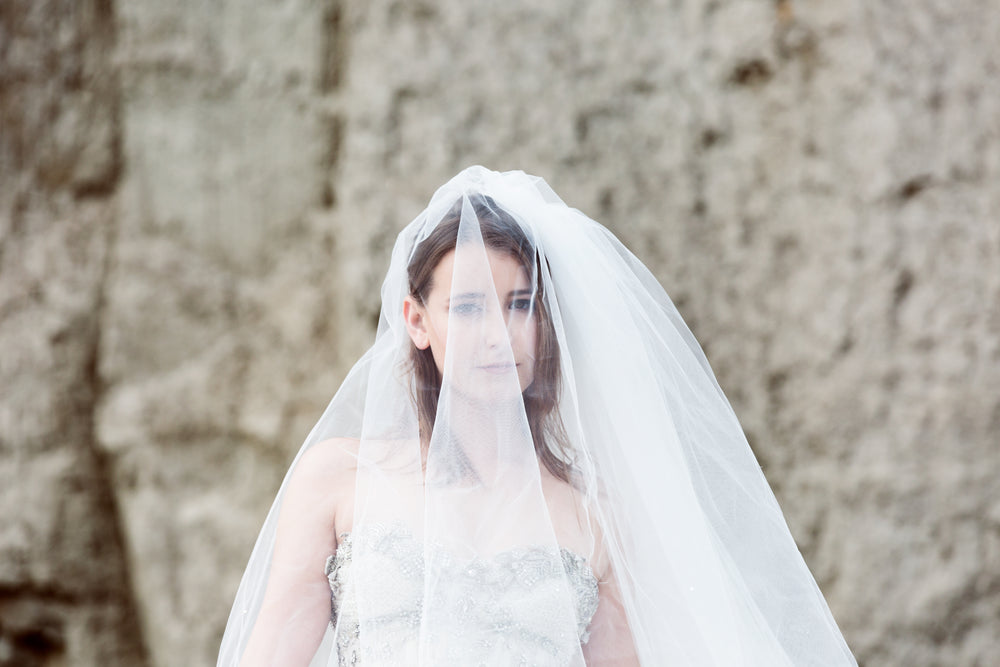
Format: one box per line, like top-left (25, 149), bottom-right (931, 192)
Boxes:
top-left (324, 524), bottom-right (600, 666)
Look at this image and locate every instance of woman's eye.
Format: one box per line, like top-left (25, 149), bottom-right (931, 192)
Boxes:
top-left (510, 298), bottom-right (533, 311)
top-left (451, 302), bottom-right (483, 316)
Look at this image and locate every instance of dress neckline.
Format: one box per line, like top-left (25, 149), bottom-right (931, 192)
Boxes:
top-left (331, 524), bottom-right (598, 584)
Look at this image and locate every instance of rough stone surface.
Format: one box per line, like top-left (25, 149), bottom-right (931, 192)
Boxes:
top-left (1, 0), bottom-right (998, 666)
top-left (99, 0), bottom-right (341, 663)
top-left (0, 1), bottom-right (148, 666)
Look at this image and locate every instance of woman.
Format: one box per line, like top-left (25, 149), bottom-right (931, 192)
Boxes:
top-left (218, 167), bottom-right (856, 666)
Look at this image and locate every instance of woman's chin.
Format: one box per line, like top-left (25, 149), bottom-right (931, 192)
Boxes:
top-left (448, 373), bottom-right (525, 403)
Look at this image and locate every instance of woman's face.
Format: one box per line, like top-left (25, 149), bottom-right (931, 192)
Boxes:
top-left (404, 247), bottom-right (538, 401)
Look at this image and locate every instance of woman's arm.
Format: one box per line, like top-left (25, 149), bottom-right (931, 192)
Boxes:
top-left (580, 498), bottom-right (641, 666)
top-left (582, 563), bottom-right (641, 666)
top-left (238, 439), bottom-right (356, 667)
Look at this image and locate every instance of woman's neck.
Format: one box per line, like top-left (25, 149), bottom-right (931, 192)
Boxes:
top-left (426, 389), bottom-right (534, 486)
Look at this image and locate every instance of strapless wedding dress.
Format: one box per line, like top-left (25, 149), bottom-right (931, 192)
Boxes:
top-left (324, 524), bottom-right (600, 666)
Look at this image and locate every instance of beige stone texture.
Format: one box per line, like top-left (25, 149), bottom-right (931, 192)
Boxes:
top-left (1, 1), bottom-right (149, 666)
top-left (2, 0), bottom-right (997, 666)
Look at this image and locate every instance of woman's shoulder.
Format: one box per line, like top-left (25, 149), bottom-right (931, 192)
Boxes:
top-left (538, 468), bottom-right (616, 580)
top-left (287, 437), bottom-right (361, 490)
top-left (290, 437), bottom-right (419, 483)
top-left (538, 466), bottom-right (593, 512)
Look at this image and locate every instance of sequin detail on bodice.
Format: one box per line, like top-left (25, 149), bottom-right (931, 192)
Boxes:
top-left (324, 524), bottom-right (600, 666)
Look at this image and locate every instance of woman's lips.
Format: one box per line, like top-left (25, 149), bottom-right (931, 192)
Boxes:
top-left (477, 363), bottom-right (518, 374)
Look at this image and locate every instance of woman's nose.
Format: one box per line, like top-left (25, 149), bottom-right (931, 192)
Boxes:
top-left (482, 310), bottom-right (510, 348)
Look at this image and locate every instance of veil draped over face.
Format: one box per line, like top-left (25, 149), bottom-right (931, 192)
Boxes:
top-left (217, 167), bottom-right (856, 666)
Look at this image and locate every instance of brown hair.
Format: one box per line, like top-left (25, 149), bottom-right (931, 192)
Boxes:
top-left (406, 194), bottom-right (574, 483)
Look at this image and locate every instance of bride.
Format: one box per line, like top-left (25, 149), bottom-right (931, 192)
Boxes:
top-left (217, 167), bottom-right (856, 666)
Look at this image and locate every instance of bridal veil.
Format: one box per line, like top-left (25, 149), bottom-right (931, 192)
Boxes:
top-left (217, 167), bottom-right (856, 666)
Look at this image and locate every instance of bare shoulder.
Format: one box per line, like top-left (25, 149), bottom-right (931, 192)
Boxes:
top-left (539, 468), bottom-right (618, 579)
top-left (281, 437), bottom-right (360, 503)
top-left (537, 468), bottom-right (593, 553)
top-left (539, 467), bottom-right (591, 514)
top-left (276, 438), bottom-right (360, 538)
top-left (294, 437), bottom-right (360, 477)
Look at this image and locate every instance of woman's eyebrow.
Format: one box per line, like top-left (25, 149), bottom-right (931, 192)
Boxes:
top-left (446, 289), bottom-right (532, 304)
top-left (447, 292), bottom-right (485, 303)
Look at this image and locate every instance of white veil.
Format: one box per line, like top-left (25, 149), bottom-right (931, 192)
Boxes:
top-left (217, 167), bottom-right (857, 666)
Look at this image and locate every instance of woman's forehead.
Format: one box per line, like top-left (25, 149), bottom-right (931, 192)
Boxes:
top-left (431, 247), bottom-right (532, 296)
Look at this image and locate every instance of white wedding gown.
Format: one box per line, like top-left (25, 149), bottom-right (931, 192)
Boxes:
top-left (324, 523), bottom-right (600, 666)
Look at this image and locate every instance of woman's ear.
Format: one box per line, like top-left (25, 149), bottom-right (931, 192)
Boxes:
top-left (403, 296), bottom-right (431, 350)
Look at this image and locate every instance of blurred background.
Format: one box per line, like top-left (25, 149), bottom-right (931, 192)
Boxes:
top-left (1, 0), bottom-right (998, 665)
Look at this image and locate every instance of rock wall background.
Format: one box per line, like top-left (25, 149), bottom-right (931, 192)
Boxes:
top-left (2, 1), bottom-right (997, 666)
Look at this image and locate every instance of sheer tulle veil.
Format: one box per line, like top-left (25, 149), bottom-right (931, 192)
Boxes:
top-left (217, 166), bottom-right (857, 666)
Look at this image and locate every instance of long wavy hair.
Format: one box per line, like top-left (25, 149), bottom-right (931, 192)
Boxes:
top-left (406, 194), bottom-right (573, 483)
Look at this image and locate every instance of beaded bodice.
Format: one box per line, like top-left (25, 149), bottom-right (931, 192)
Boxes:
top-left (324, 524), bottom-right (600, 666)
